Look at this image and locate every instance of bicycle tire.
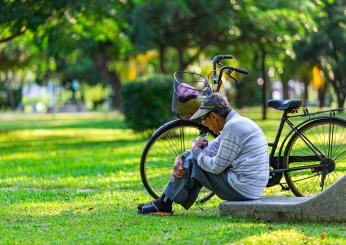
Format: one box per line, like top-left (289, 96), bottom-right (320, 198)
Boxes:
top-left (140, 120), bottom-right (217, 203)
top-left (283, 117), bottom-right (346, 196)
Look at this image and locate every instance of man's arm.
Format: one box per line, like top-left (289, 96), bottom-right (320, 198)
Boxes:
top-left (191, 128), bottom-right (241, 174)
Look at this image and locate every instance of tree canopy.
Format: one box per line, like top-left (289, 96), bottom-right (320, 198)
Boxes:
top-left (0, 0), bottom-right (344, 113)
top-left (294, 0), bottom-right (346, 107)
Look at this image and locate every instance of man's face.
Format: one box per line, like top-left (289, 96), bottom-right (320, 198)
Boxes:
top-left (201, 112), bottom-right (224, 133)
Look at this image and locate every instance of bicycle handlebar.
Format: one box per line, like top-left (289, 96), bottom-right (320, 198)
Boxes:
top-left (212, 55), bottom-right (234, 73)
top-left (231, 67), bottom-right (248, 75)
top-left (212, 54), bottom-right (248, 88)
top-left (214, 64), bottom-right (249, 92)
top-left (212, 54), bottom-right (234, 64)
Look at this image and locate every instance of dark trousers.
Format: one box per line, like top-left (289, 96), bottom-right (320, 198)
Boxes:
top-left (164, 155), bottom-right (249, 210)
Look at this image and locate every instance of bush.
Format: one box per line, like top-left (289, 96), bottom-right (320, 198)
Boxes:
top-left (121, 74), bottom-right (174, 131)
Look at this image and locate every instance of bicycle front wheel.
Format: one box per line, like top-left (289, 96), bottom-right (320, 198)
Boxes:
top-left (284, 117), bottom-right (346, 196)
top-left (140, 120), bottom-right (217, 203)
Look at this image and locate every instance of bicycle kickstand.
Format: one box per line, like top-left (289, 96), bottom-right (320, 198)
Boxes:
top-left (320, 170), bottom-right (328, 191)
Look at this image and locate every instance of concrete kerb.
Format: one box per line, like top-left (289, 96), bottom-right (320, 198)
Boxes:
top-left (219, 176), bottom-right (346, 222)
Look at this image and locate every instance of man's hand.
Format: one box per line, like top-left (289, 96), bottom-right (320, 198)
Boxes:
top-left (191, 137), bottom-right (208, 152)
top-left (173, 155), bottom-right (187, 179)
top-left (196, 138), bottom-right (208, 148)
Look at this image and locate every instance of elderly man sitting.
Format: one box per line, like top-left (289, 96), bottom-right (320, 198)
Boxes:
top-left (138, 93), bottom-right (269, 216)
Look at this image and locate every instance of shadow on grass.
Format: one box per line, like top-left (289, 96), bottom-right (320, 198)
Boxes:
top-left (0, 136), bottom-right (146, 154)
top-left (0, 118), bottom-right (126, 131)
top-left (0, 157), bottom-right (142, 180)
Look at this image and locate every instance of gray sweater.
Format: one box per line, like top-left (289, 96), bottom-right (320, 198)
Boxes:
top-left (192, 109), bottom-right (269, 199)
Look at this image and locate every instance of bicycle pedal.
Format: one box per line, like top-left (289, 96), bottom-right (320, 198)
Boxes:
top-left (280, 184), bottom-right (290, 191)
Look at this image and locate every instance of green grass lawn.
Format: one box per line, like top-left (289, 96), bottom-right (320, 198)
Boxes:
top-left (0, 110), bottom-right (345, 244)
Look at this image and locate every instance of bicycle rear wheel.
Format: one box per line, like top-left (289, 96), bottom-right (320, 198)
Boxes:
top-left (284, 117), bottom-right (346, 196)
top-left (140, 120), bottom-right (217, 203)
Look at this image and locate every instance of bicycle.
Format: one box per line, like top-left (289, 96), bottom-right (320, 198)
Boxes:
top-left (140, 54), bottom-right (346, 203)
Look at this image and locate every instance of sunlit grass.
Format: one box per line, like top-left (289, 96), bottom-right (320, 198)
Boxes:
top-left (1, 190), bottom-right (346, 244)
top-left (0, 110), bottom-right (345, 244)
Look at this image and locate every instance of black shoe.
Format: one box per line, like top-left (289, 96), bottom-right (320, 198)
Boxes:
top-left (137, 201), bottom-right (173, 216)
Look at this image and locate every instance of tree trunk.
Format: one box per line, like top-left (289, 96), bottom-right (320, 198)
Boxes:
top-left (318, 87), bottom-right (325, 107)
top-left (260, 48), bottom-right (267, 120)
top-left (337, 94), bottom-right (345, 108)
top-left (94, 56), bottom-right (122, 110)
top-left (6, 72), bottom-right (16, 110)
top-left (177, 46), bottom-right (185, 71)
top-left (330, 76), bottom-right (346, 108)
top-left (282, 82), bottom-right (289, 99)
top-left (158, 45), bottom-right (167, 74)
top-left (318, 83), bottom-right (329, 108)
top-left (71, 89), bottom-right (77, 105)
top-left (334, 80), bottom-right (345, 108)
top-left (301, 69), bottom-right (310, 107)
top-left (108, 72), bottom-right (121, 110)
top-left (303, 82), bottom-right (309, 107)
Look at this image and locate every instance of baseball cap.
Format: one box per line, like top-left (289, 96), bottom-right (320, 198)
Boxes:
top-left (189, 93), bottom-right (230, 120)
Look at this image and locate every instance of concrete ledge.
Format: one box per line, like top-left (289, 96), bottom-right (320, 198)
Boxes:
top-left (219, 176), bottom-right (346, 222)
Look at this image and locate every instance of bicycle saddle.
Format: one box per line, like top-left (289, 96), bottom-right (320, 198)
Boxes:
top-left (267, 99), bottom-right (302, 110)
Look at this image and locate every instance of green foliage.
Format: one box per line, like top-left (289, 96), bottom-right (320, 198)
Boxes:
top-left (128, 0), bottom-right (232, 71)
top-left (129, 0), bottom-right (231, 48)
top-left (121, 74), bottom-right (174, 131)
top-left (294, 0), bottom-right (346, 107)
top-left (41, 0), bottom-right (131, 108)
top-left (1, 0), bottom-right (132, 109)
top-left (61, 58), bottom-right (99, 84)
top-left (0, 0), bottom-right (345, 113)
top-left (0, 0), bottom-right (84, 43)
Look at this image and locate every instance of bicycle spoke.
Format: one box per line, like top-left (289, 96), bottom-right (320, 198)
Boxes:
top-left (334, 149), bottom-right (346, 161)
top-left (315, 125), bottom-right (328, 155)
top-left (329, 118), bottom-right (335, 158)
top-left (142, 121), bottom-right (216, 202)
top-left (299, 133), bottom-right (325, 158)
top-left (331, 128), bottom-right (346, 159)
top-left (310, 126), bottom-right (326, 155)
top-left (163, 132), bottom-right (180, 156)
top-left (330, 124), bottom-right (339, 158)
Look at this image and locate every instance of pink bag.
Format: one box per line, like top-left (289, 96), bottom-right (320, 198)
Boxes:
top-left (176, 83), bottom-right (198, 102)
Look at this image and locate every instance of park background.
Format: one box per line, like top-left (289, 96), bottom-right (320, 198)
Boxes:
top-left (0, 0), bottom-right (345, 244)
